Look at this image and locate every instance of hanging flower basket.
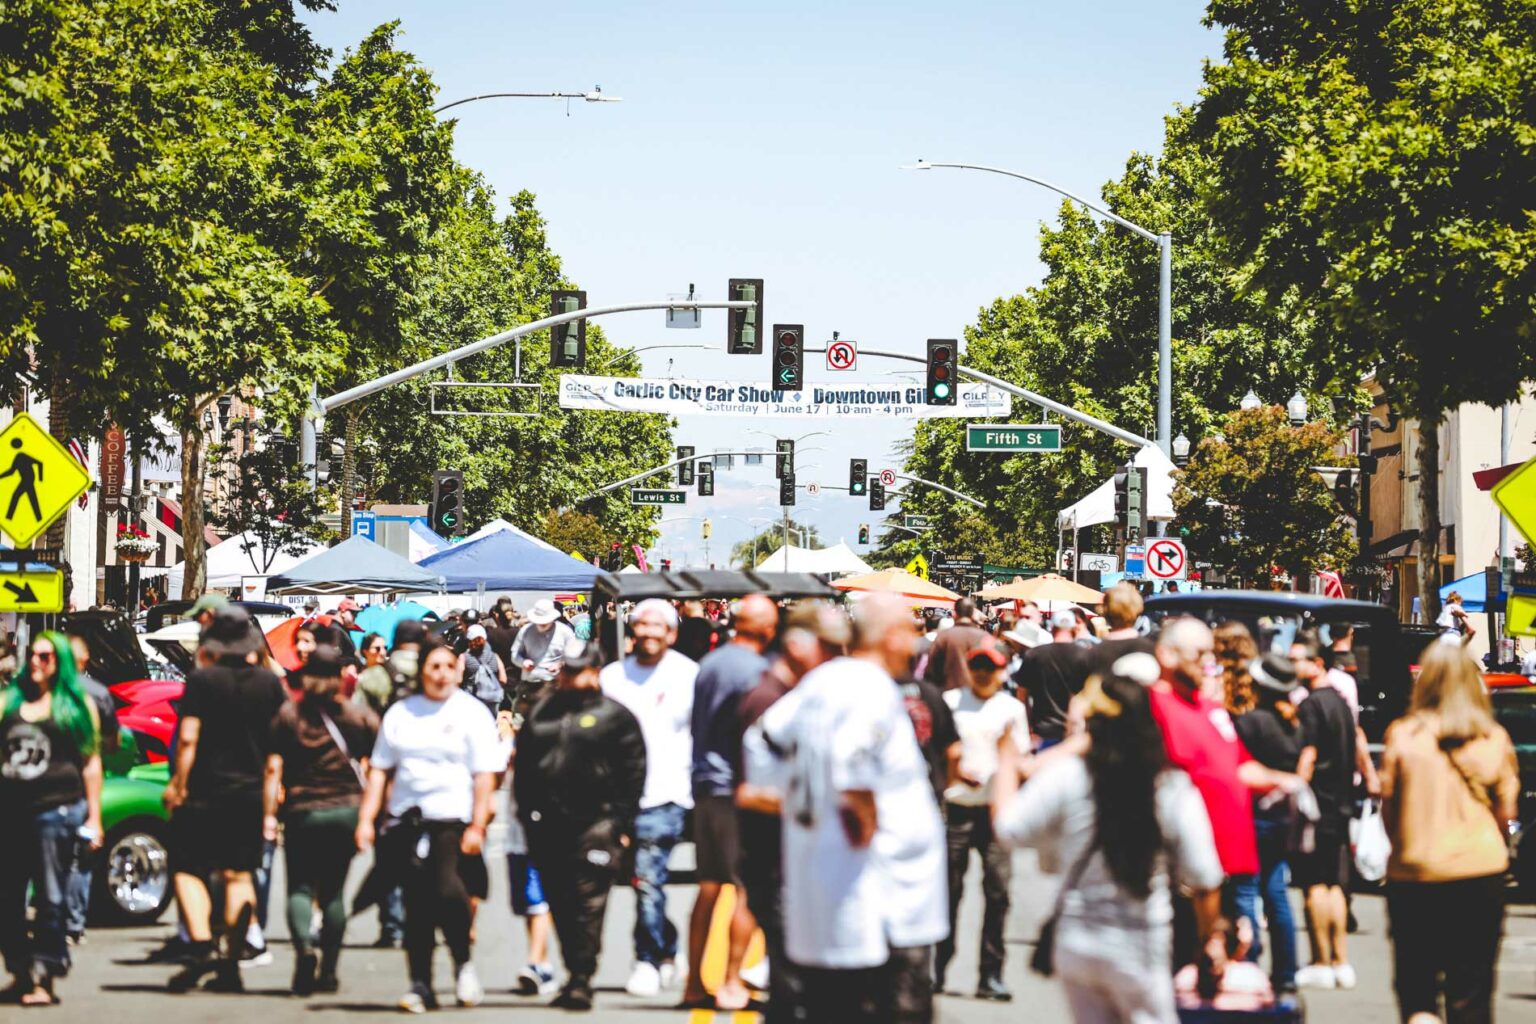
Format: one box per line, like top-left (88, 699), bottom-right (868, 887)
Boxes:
top-left (116, 525), bottom-right (156, 563)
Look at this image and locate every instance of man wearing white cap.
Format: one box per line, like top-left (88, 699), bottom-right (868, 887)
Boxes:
top-left (459, 624), bottom-right (508, 715)
top-left (599, 598), bottom-right (698, 997)
top-left (511, 599), bottom-right (576, 692)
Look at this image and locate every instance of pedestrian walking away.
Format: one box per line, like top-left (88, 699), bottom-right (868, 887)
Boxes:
top-left (921, 598), bottom-right (990, 693)
top-left (64, 635), bottom-right (119, 946)
top-left (161, 608), bottom-right (288, 995)
top-left (515, 639), bottom-right (647, 1012)
top-left (599, 598), bottom-right (697, 998)
top-left (1381, 643), bottom-right (1520, 1024)
top-left (751, 594), bottom-right (947, 1024)
top-left (355, 638), bottom-right (504, 1014)
top-left (1013, 611), bottom-right (1092, 749)
top-left (263, 645), bottom-right (378, 996)
top-left (0, 631), bottom-right (103, 1007)
top-left (991, 663), bottom-right (1225, 1024)
top-left (936, 639), bottom-right (1027, 1001)
top-left (458, 624), bottom-right (507, 716)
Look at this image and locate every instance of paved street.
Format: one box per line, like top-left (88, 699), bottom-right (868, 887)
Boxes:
top-left (54, 816), bottom-right (1536, 1022)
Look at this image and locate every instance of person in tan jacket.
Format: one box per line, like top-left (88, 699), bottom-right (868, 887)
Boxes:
top-left (1380, 642), bottom-right (1520, 1024)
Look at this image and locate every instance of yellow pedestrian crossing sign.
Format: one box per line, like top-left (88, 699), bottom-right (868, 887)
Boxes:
top-left (1492, 455), bottom-right (1536, 550)
top-left (1506, 593), bottom-right (1536, 637)
top-left (0, 413), bottom-right (91, 547)
top-left (905, 553), bottom-right (929, 580)
top-left (0, 568), bottom-right (65, 614)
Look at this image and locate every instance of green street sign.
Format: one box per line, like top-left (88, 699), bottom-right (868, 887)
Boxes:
top-left (965, 423), bottom-right (1062, 452)
top-left (630, 488), bottom-right (687, 506)
top-left (903, 515), bottom-right (930, 529)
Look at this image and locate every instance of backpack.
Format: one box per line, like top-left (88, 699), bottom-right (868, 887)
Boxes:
top-left (462, 645), bottom-right (504, 703)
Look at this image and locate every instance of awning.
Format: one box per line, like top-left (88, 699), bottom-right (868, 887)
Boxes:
top-left (1439, 571), bottom-right (1504, 613)
top-left (266, 536), bottom-right (444, 595)
top-left (1474, 461), bottom-right (1525, 492)
top-left (1366, 529), bottom-right (1419, 559)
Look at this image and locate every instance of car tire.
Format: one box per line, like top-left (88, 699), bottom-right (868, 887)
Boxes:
top-left (92, 816), bottom-right (173, 926)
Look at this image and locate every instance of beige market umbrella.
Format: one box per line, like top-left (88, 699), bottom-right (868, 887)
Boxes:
top-left (979, 572), bottom-right (1103, 605)
top-left (831, 568), bottom-right (960, 606)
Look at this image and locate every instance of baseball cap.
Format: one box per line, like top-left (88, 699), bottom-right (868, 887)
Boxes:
top-left (1049, 610), bottom-right (1078, 632)
top-left (628, 598), bottom-right (679, 628)
top-left (560, 637), bottom-right (604, 671)
top-left (337, 598), bottom-right (360, 613)
top-left (466, 624), bottom-right (488, 641)
top-left (188, 593), bottom-right (228, 618)
top-left (965, 641), bottom-right (1008, 668)
top-left (527, 599), bottom-right (559, 625)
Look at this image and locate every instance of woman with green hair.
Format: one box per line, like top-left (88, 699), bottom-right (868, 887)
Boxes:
top-left (0, 630), bottom-right (103, 1007)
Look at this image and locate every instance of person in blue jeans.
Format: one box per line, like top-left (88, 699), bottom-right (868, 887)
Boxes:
top-left (1231, 652), bottom-right (1303, 993)
top-left (598, 600), bottom-right (698, 997)
top-left (0, 631), bottom-right (104, 1007)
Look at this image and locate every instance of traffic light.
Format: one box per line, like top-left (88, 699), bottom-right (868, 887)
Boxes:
top-left (1114, 464), bottom-right (1148, 542)
top-left (430, 469), bottom-right (465, 536)
top-left (869, 479), bottom-right (886, 511)
top-left (606, 542), bottom-right (623, 572)
top-left (727, 278), bottom-right (764, 354)
top-left (549, 289), bottom-right (587, 368)
top-left (677, 445), bottom-right (695, 486)
top-left (1113, 468), bottom-right (1130, 534)
top-left (775, 439), bottom-right (794, 479)
top-left (780, 471), bottom-right (796, 507)
top-left (771, 324), bottom-right (804, 391)
top-left (849, 458), bottom-right (867, 496)
top-left (858, 524), bottom-right (870, 545)
top-left (701, 519), bottom-right (712, 540)
top-left (926, 338), bottom-right (958, 405)
top-left (660, 558), bottom-right (672, 572)
top-left (698, 461), bottom-right (714, 497)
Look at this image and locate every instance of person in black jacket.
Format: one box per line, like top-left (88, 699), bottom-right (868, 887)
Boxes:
top-left (515, 640), bottom-right (646, 1012)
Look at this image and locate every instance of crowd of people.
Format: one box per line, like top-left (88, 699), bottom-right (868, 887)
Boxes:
top-left (0, 582), bottom-right (1522, 1024)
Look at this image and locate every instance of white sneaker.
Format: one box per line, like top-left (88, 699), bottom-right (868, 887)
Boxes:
top-left (455, 962), bottom-right (484, 1007)
top-left (658, 958), bottom-right (682, 991)
top-left (741, 956), bottom-right (770, 991)
top-left (1295, 964), bottom-right (1337, 989)
top-left (1333, 963), bottom-right (1357, 990)
top-left (626, 961), bottom-right (661, 997)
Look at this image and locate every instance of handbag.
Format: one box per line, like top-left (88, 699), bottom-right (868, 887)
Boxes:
top-left (1031, 834), bottom-right (1097, 977)
top-left (318, 709), bottom-right (368, 788)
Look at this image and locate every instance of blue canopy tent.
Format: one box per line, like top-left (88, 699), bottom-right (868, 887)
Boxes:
top-left (1439, 571), bottom-right (1505, 613)
top-left (417, 528), bottom-right (602, 593)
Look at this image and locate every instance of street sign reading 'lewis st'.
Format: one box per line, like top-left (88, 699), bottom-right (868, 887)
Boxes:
top-left (630, 488), bottom-right (687, 506)
top-left (965, 423), bottom-right (1062, 453)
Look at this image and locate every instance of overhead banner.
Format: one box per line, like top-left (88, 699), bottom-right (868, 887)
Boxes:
top-left (559, 375), bottom-right (1012, 419)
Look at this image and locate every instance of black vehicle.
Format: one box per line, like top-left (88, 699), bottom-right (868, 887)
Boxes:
top-left (145, 598), bottom-right (295, 633)
top-left (1491, 685), bottom-right (1536, 894)
top-left (1144, 590), bottom-right (1414, 744)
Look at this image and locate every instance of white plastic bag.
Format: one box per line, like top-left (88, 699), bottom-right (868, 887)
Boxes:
top-left (1352, 799), bottom-right (1391, 882)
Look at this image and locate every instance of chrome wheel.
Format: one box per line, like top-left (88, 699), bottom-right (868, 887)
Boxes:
top-left (105, 829), bottom-right (170, 917)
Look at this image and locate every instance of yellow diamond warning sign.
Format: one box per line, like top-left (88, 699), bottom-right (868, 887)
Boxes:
top-left (1506, 593), bottom-right (1536, 638)
top-left (904, 553), bottom-right (929, 580)
top-left (0, 413), bottom-right (91, 547)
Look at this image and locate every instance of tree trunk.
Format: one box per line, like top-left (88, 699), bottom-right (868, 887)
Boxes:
top-left (338, 409), bottom-right (359, 540)
top-left (1415, 419), bottom-right (1442, 626)
top-left (180, 416), bottom-right (209, 599)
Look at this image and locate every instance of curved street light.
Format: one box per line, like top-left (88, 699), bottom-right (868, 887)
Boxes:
top-left (433, 87), bottom-right (621, 115)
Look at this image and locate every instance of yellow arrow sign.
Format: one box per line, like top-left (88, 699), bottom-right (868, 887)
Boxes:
top-left (1506, 593), bottom-right (1536, 637)
top-left (905, 553), bottom-right (929, 580)
top-left (0, 413), bottom-right (91, 547)
top-left (1492, 455), bottom-right (1536, 551)
top-left (0, 568), bottom-right (65, 614)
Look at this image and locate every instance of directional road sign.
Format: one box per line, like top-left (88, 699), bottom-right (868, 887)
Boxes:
top-left (878, 468), bottom-right (897, 487)
top-left (965, 423), bottom-right (1062, 453)
top-left (1492, 455), bottom-right (1536, 549)
top-left (0, 413), bottom-right (91, 547)
top-left (905, 553), bottom-right (929, 580)
top-left (630, 488), bottom-right (687, 506)
top-left (903, 515), bottom-right (930, 529)
top-left (1146, 538), bottom-right (1188, 580)
top-left (0, 567), bottom-right (66, 614)
top-left (826, 339), bottom-right (857, 371)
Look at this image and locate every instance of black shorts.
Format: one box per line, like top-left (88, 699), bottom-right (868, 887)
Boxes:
top-left (693, 795), bottom-right (741, 884)
top-left (171, 792), bottom-right (265, 875)
top-left (1295, 822), bottom-right (1351, 889)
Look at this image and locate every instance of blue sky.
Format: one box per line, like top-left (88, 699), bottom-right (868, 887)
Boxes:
top-left (305, 1), bottom-right (1219, 566)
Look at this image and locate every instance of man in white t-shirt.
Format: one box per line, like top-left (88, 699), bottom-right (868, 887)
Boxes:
top-left (599, 599), bottom-right (698, 998)
top-left (937, 640), bottom-right (1028, 1001)
top-left (751, 593), bottom-right (947, 1023)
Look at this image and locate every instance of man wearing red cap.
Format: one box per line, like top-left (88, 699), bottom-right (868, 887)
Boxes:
top-left (936, 639), bottom-right (1027, 1001)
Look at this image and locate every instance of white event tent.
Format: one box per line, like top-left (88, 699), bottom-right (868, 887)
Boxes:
top-left (754, 542), bottom-right (875, 576)
top-left (1056, 445), bottom-right (1179, 531)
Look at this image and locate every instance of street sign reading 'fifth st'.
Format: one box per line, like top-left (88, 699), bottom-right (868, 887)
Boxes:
top-left (965, 423), bottom-right (1062, 452)
top-left (630, 489), bottom-right (687, 506)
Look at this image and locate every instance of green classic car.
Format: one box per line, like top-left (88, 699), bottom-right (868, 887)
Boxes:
top-left (97, 743), bottom-right (172, 925)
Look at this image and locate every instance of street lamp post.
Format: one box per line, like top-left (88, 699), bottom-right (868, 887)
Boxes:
top-left (905, 159), bottom-right (1173, 457)
top-left (433, 87), bottom-right (620, 115)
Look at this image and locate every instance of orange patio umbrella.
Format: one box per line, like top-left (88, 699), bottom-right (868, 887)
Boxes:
top-left (831, 568), bottom-right (961, 608)
top-left (978, 573), bottom-right (1103, 605)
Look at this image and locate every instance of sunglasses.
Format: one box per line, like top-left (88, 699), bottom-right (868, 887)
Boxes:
top-left (29, 649), bottom-right (56, 662)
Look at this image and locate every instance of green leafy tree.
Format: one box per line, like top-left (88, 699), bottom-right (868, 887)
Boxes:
top-left (538, 510), bottom-right (614, 564)
top-left (732, 519), bottom-right (822, 568)
top-left (1172, 406), bottom-right (1356, 587)
top-left (206, 434), bottom-right (333, 574)
top-left (1195, 0), bottom-right (1536, 616)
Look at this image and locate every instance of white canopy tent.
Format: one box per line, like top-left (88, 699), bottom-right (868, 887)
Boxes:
top-left (1056, 445), bottom-right (1179, 531)
top-left (754, 542), bottom-right (875, 576)
top-left (148, 530), bottom-right (326, 596)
